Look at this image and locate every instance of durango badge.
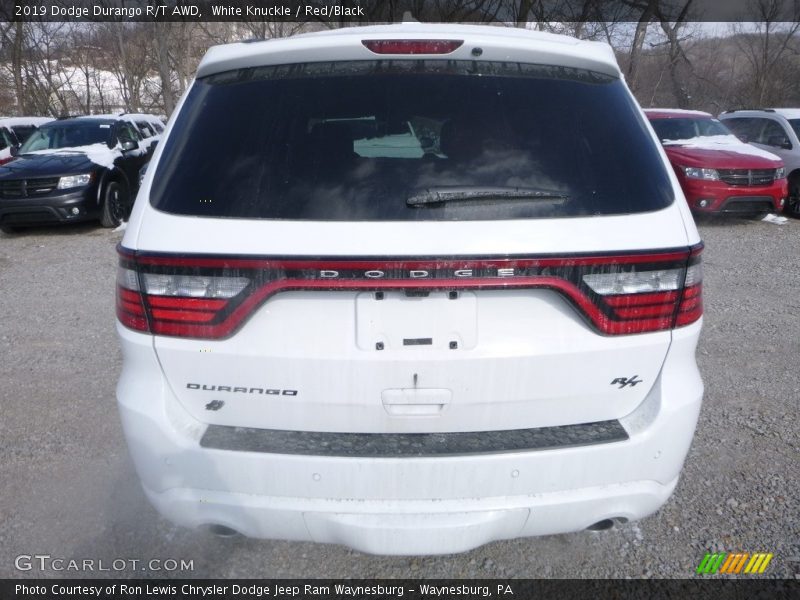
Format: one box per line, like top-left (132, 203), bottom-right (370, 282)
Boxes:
top-left (186, 383), bottom-right (298, 396)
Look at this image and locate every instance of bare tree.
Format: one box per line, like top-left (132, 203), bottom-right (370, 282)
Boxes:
top-left (92, 21), bottom-right (151, 112)
top-left (730, 0), bottom-right (800, 106)
top-left (653, 0), bottom-right (695, 108)
top-left (7, 21), bottom-right (83, 116)
top-left (625, 0), bottom-right (659, 91)
top-left (527, 1), bottom-right (635, 43)
top-left (151, 22), bottom-right (177, 115)
top-left (10, 22), bottom-right (28, 113)
top-left (3, 1), bottom-right (800, 119)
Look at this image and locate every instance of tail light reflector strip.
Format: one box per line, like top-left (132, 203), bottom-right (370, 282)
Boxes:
top-left (116, 244), bottom-right (703, 339)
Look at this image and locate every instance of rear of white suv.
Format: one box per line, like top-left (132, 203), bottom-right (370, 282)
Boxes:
top-left (116, 24), bottom-right (704, 555)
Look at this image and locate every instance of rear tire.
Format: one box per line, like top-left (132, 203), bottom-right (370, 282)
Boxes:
top-left (0, 224), bottom-right (20, 234)
top-left (100, 180), bottom-right (129, 228)
top-left (786, 174), bottom-right (800, 217)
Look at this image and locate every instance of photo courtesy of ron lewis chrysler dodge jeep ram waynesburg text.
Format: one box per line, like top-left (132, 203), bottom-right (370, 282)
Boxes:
top-left (115, 24), bottom-right (704, 555)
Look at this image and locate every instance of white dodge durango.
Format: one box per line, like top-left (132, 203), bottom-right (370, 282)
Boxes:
top-left (116, 23), bottom-right (704, 555)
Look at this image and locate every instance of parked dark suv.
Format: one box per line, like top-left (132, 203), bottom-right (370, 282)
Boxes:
top-left (0, 115), bottom-right (158, 233)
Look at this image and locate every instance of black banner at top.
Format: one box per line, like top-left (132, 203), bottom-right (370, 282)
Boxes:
top-left (3, 0), bottom-right (800, 23)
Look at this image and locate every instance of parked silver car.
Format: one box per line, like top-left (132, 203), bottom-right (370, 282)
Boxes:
top-left (719, 109), bottom-right (800, 214)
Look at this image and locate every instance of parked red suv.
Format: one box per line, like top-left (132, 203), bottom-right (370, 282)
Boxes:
top-left (645, 109), bottom-right (787, 216)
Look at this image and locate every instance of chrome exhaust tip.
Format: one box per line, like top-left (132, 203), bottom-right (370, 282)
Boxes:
top-left (206, 524), bottom-right (240, 537)
top-left (586, 519), bottom-right (615, 531)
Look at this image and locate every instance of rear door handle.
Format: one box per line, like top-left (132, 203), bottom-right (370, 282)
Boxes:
top-left (381, 388), bottom-right (452, 416)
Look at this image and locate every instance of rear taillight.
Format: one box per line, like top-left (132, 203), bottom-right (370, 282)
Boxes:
top-left (117, 244), bottom-right (703, 340)
top-left (362, 40), bottom-right (463, 55)
top-left (581, 255), bottom-right (703, 334)
top-left (116, 257), bottom-right (253, 337)
top-left (116, 268), bottom-right (148, 332)
top-left (675, 262), bottom-right (703, 326)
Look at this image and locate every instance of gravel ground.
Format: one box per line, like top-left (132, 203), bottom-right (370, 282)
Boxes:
top-left (0, 217), bottom-right (798, 580)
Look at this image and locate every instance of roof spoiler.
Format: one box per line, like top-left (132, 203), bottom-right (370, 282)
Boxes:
top-left (721, 108), bottom-right (775, 114)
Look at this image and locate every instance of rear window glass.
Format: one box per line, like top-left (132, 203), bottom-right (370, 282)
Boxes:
top-left (151, 61), bottom-right (674, 221)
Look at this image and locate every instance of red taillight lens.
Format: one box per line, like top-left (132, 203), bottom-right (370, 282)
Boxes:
top-left (580, 252), bottom-right (703, 334)
top-left (116, 252), bottom-right (252, 338)
top-left (117, 244), bottom-right (703, 340)
top-left (116, 284), bottom-right (149, 332)
top-left (675, 262), bottom-right (703, 326)
top-left (362, 39), bottom-right (463, 55)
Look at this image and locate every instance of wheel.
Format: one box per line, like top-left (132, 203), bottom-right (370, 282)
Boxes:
top-left (0, 224), bottom-right (20, 234)
top-left (100, 180), bottom-right (130, 228)
top-left (786, 175), bottom-right (800, 217)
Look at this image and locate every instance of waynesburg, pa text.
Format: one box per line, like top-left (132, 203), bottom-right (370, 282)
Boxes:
top-left (14, 583), bottom-right (512, 598)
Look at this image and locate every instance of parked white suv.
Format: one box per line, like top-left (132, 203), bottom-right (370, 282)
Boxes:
top-left (116, 24), bottom-right (704, 555)
top-left (718, 108), bottom-right (800, 215)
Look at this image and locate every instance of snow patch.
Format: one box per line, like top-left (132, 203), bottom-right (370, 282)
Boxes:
top-left (762, 213), bottom-right (788, 224)
top-left (662, 135), bottom-right (781, 161)
top-left (645, 108), bottom-right (711, 117)
top-left (25, 143), bottom-right (122, 169)
top-left (0, 116), bottom-right (54, 128)
top-left (769, 108), bottom-right (800, 120)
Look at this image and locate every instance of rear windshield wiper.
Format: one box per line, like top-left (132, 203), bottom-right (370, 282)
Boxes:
top-left (407, 186), bottom-right (569, 207)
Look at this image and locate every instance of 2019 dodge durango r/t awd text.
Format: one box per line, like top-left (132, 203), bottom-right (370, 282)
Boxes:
top-left (116, 24), bottom-right (704, 555)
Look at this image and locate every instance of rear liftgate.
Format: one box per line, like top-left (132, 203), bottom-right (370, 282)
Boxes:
top-left (117, 245), bottom-right (703, 448)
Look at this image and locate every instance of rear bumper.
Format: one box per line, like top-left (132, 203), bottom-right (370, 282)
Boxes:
top-left (116, 321), bottom-right (703, 555)
top-left (0, 188), bottom-right (98, 226)
top-left (143, 477), bottom-right (678, 556)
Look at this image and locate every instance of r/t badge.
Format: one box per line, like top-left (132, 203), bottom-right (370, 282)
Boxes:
top-left (611, 375), bottom-right (642, 389)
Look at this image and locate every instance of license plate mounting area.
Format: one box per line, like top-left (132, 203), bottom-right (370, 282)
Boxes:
top-left (355, 290), bottom-right (478, 351)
